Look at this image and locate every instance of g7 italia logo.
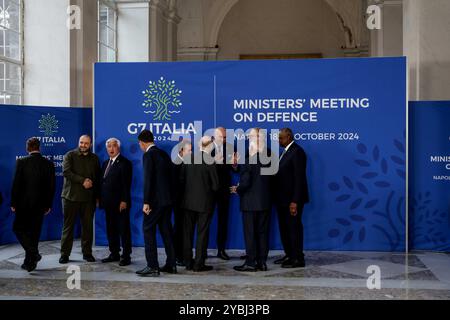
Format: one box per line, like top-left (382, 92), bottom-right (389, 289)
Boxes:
top-left (142, 77), bottom-right (182, 121)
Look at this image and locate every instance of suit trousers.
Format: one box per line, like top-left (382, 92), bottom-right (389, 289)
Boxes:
top-left (242, 210), bottom-right (270, 266)
top-left (173, 205), bottom-right (184, 261)
top-left (215, 189), bottom-right (230, 251)
top-left (276, 203), bottom-right (305, 260)
top-left (105, 206), bottom-right (132, 258)
top-left (13, 211), bottom-right (44, 262)
top-left (142, 205), bottom-right (176, 268)
top-left (60, 199), bottom-right (95, 256)
top-left (183, 209), bottom-right (213, 268)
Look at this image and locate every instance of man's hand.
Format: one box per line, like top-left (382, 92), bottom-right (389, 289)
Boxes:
top-left (229, 186), bottom-right (238, 194)
top-left (232, 152), bottom-right (241, 166)
top-left (83, 178), bottom-right (93, 189)
top-left (119, 202), bottom-right (127, 212)
top-left (289, 202), bottom-right (298, 216)
top-left (44, 208), bottom-right (51, 215)
top-left (143, 204), bottom-right (151, 215)
top-left (11, 207), bottom-right (15, 213)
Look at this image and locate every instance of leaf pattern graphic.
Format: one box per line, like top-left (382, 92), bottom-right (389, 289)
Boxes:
top-left (356, 182), bottom-right (368, 194)
top-left (362, 172), bottom-right (378, 179)
top-left (355, 159), bottom-right (370, 167)
top-left (373, 146), bottom-right (380, 162)
top-left (343, 177), bottom-right (354, 189)
top-left (350, 198), bottom-right (363, 210)
top-left (336, 195), bottom-right (351, 202)
top-left (357, 143), bottom-right (367, 154)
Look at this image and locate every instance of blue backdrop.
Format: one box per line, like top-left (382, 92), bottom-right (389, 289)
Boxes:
top-left (0, 105), bottom-right (92, 245)
top-left (409, 101), bottom-right (450, 251)
top-left (94, 57), bottom-right (407, 252)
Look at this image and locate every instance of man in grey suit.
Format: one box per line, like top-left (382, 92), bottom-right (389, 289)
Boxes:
top-left (180, 136), bottom-right (219, 272)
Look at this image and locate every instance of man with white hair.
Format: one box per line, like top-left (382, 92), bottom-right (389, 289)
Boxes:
top-left (99, 138), bottom-right (133, 266)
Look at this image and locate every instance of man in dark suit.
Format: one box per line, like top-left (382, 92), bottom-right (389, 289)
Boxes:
top-left (213, 127), bottom-right (236, 260)
top-left (136, 130), bottom-right (176, 277)
top-left (181, 136), bottom-right (219, 272)
top-left (100, 138), bottom-right (133, 266)
top-left (10, 137), bottom-right (55, 272)
top-left (231, 128), bottom-right (273, 272)
top-left (171, 139), bottom-right (192, 266)
top-left (274, 128), bottom-right (309, 268)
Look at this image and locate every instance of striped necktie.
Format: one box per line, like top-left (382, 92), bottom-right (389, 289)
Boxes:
top-left (104, 159), bottom-right (113, 178)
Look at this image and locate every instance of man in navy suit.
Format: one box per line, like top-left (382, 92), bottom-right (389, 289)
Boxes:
top-left (274, 128), bottom-right (309, 268)
top-left (231, 128), bottom-right (273, 272)
top-left (136, 130), bottom-right (176, 277)
top-left (100, 138), bottom-right (133, 266)
top-left (10, 137), bottom-right (55, 272)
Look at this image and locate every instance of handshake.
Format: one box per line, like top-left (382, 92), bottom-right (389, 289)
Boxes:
top-left (229, 184), bottom-right (238, 194)
top-left (82, 178), bottom-right (94, 189)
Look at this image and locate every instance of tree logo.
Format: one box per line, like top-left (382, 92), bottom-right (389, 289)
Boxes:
top-left (142, 77), bottom-right (182, 121)
top-left (38, 114), bottom-right (59, 136)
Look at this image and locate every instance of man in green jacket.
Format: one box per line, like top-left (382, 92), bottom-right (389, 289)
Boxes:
top-left (59, 135), bottom-right (101, 264)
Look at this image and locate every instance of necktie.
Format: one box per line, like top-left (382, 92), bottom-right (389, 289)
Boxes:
top-left (104, 159), bottom-right (113, 178)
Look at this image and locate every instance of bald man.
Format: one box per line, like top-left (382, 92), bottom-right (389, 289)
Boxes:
top-left (60, 135), bottom-right (101, 264)
top-left (180, 136), bottom-right (219, 272)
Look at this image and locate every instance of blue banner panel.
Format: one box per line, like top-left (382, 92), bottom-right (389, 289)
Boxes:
top-left (0, 105), bottom-right (92, 245)
top-left (409, 101), bottom-right (450, 252)
top-left (94, 57), bottom-right (407, 251)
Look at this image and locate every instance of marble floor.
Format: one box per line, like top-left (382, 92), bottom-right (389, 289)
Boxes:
top-left (0, 240), bottom-right (449, 300)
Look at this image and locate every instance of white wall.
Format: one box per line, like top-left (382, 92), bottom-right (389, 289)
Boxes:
top-left (24, 0), bottom-right (70, 107)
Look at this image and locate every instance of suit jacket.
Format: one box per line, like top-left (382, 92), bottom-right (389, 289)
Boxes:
top-left (100, 154), bottom-right (132, 210)
top-left (171, 154), bottom-right (185, 207)
top-left (237, 150), bottom-right (273, 212)
top-left (212, 141), bottom-right (236, 190)
top-left (10, 153), bottom-right (56, 213)
top-left (180, 151), bottom-right (219, 213)
top-left (274, 142), bottom-right (309, 206)
top-left (61, 149), bottom-right (101, 203)
top-left (143, 146), bottom-right (173, 208)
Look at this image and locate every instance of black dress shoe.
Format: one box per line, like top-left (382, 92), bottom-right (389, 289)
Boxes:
top-left (26, 262), bottom-right (37, 272)
top-left (136, 266), bottom-right (160, 277)
top-left (233, 264), bottom-right (257, 272)
top-left (217, 250), bottom-right (230, 260)
top-left (101, 254), bottom-right (120, 263)
top-left (185, 261), bottom-right (194, 271)
top-left (281, 259), bottom-right (305, 268)
top-left (83, 254), bottom-right (96, 262)
top-left (35, 254), bottom-right (42, 262)
top-left (274, 255), bottom-right (289, 264)
top-left (160, 264), bottom-right (177, 274)
top-left (176, 259), bottom-right (185, 267)
top-left (59, 255), bottom-right (69, 264)
top-left (193, 265), bottom-right (213, 272)
top-left (256, 262), bottom-right (268, 271)
top-left (119, 257), bottom-right (131, 266)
